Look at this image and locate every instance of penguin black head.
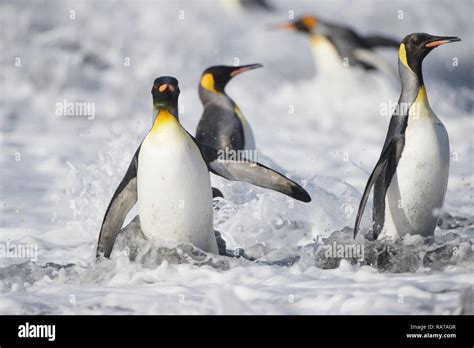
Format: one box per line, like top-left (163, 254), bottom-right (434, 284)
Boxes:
top-left (200, 64), bottom-right (263, 94)
top-left (151, 76), bottom-right (180, 109)
top-left (399, 33), bottom-right (460, 77)
top-left (274, 14), bottom-right (317, 34)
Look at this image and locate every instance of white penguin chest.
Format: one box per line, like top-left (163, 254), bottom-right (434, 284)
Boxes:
top-left (136, 116), bottom-right (216, 253)
top-left (310, 35), bottom-right (344, 73)
top-left (381, 97), bottom-right (450, 240)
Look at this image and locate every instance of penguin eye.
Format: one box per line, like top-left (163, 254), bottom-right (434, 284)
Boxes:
top-left (159, 84), bottom-right (168, 92)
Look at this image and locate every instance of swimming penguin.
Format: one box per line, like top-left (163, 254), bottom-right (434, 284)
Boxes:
top-left (97, 76), bottom-right (311, 258)
top-left (353, 33), bottom-right (460, 240)
top-left (196, 64), bottom-right (262, 152)
top-left (274, 14), bottom-right (399, 77)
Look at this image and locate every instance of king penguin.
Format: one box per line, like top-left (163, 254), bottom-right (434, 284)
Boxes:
top-left (274, 14), bottom-right (399, 77)
top-left (196, 64), bottom-right (262, 152)
top-left (96, 76), bottom-right (311, 258)
top-left (353, 33), bottom-right (461, 240)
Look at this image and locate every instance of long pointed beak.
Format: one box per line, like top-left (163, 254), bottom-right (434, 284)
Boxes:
top-left (230, 63), bottom-right (263, 77)
top-left (425, 36), bottom-right (461, 48)
top-left (268, 22), bottom-right (296, 31)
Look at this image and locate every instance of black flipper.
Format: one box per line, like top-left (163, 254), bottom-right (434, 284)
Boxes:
top-left (195, 138), bottom-right (311, 203)
top-left (96, 147), bottom-right (140, 258)
top-left (363, 35), bottom-right (400, 48)
top-left (353, 138), bottom-right (401, 238)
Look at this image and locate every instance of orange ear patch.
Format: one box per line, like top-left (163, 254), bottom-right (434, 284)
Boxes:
top-left (159, 84), bottom-right (168, 92)
top-left (302, 15), bottom-right (316, 29)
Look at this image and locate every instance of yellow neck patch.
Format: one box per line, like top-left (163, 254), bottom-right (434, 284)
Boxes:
top-left (151, 109), bottom-right (178, 132)
top-left (200, 73), bottom-right (220, 94)
top-left (311, 34), bottom-right (322, 44)
top-left (409, 85), bottom-right (432, 118)
top-left (399, 43), bottom-right (414, 73)
top-left (414, 85), bottom-right (428, 105)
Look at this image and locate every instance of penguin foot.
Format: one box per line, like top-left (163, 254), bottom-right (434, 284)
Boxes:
top-left (214, 230), bottom-right (257, 261)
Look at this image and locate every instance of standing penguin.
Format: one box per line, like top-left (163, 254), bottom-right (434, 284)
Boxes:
top-left (354, 33), bottom-right (460, 240)
top-left (97, 76), bottom-right (311, 258)
top-left (274, 14), bottom-right (398, 77)
top-left (196, 64), bottom-right (262, 151)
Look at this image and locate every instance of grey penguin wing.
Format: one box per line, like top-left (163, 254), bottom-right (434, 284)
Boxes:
top-left (96, 146), bottom-right (140, 258)
top-left (196, 103), bottom-right (245, 151)
top-left (353, 137), bottom-right (401, 238)
top-left (323, 24), bottom-right (376, 70)
top-left (193, 137), bottom-right (311, 203)
top-left (324, 25), bottom-right (394, 72)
